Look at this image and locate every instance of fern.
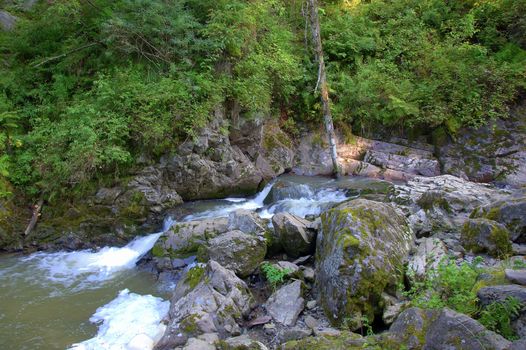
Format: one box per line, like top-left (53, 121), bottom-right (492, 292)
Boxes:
top-left (479, 296), bottom-right (522, 340)
top-left (261, 262), bottom-right (292, 290)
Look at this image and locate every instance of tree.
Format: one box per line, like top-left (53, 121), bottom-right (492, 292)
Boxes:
top-left (308, 0), bottom-right (341, 177)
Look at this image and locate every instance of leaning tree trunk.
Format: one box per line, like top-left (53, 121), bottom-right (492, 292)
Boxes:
top-left (308, 0), bottom-right (341, 177)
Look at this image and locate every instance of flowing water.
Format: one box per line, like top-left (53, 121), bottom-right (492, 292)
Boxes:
top-left (0, 175), bottom-right (381, 349)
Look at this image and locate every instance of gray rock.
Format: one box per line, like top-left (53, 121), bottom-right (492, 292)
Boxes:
top-left (207, 230), bottom-right (267, 277)
top-left (156, 261), bottom-right (253, 350)
top-left (471, 197), bottom-right (526, 243)
top-left (388, 307), bottom-right (511, 350)
top-left (511, 338), bottom-right (526, 350)
top-left (302, 267), bottom-right (315, 282)
top-left (279, 326), bottom-right (312, 342)
top-left (266, 280), bottom-right (305, 326)
top-left (364, 149), bottom-right (440, 176)
top-left (0, 11), bottom-right (17, 31)
top-left (304, 315), bottom-right (318, 330)
top-left (477, 285), bottom-right (526, 307)
top-left (460, 218), bottom-right (512, 257)
top-left (408, 238), bottom-right (447, 280)
top-left (227, 209), bottom-right (266, 235)
top-left (182, 338), bottom-right (215, 350)
top-left (505, 269), bottom-right (526, 286)
top-left (381, 293), bottom-right (408, 325)
top-left (315, 199), bottom-right (414, 328)
top-left (219, 335), bottom-right (268, 350)
top-left (153, 218), bottom-right (228, 262)
top-left (306, 300), bottom-right (317, 309)
top-left (272, 212), bottom-right (316, 258)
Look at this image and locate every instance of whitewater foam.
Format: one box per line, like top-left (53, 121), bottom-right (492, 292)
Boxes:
top-left (69, 289), bottom-right (169, 350)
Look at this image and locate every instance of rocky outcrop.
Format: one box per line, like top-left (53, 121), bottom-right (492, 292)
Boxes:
top-left (388, 307), bottom-right (511, 350)
top-left (408, 237), bottom-right (448, 280)
top-left (272, 213), bottom-right (316, 258)
top-left (461, 218), bottom-right (512, 257)
top-left (155, 261), bottom-right (254, 349)
top-left (315, 199), bottom-right (414, 328)
top-left (436, 107), bottom-right (526, 188)
top-left (265, 280), bottom-right (305, 327)
top-left (477, 285), bottom-right (526, 307)
top-left (389, 175), bottom-right (509, 237)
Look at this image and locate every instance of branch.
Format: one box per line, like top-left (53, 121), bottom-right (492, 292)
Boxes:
top-left (24, 197), bottom-right (44, 236)
top-left (31, 42), bottom-right (99, 68)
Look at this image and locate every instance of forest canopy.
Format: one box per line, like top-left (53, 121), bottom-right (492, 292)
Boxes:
top-left (0, 0), bottom-right (525, 197)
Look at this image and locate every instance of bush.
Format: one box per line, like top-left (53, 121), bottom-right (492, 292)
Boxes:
top-left (261, 262), bottom-right (292, 290)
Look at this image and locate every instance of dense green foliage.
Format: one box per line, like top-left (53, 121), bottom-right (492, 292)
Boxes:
top-left (261, 262), bottom-right (292, 289)
top-left (0, 0), bottom-right (525, 197)
top-left (479, 296), bottom-right (522, 340)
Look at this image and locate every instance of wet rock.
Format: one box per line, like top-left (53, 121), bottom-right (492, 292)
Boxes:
top-left (460, 218), bottom-right (512, 257)
top-left (206, 230), bottom-right (267, 277)
top-left (266, 280), bottom-right (304, 327)
top-left (388, 307), bottom-right (511, 350)
top-left (156, 261), bottom-right (253, 349)
top-left (272, 212), bottom-right (316, 258)
top-left (505, 269), bottom-right (526, 286)
top-left (471, 196), bottom-right (526, 243)
top-left (408, 237), bottom-right (447, 280)
top-left (153, 218), bottom-right (228, 261)
top-left (217, 335), bottom-right (268, 350)
top-left (477, 285), bottom-right (526, 307)
top-left (227, 209), bottom-right (266, 235)
top-left (316, 199), bottom-right (413, 328)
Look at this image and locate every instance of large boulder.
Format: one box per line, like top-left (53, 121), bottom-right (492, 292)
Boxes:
top-left (477, 285), bottom-right (526, 307)
top-left (470, 196), bottom-right (526, 244)
top-left (205, 230), bottom-right (267, 277)
top-left (265, 280), bottom-right (305, 327)
top-left (155, 261), bottom-right (254, 349)
top-left (315, 199), bottom-right (414, 328)
top-left (272, 213), bottom-right (316, 258)
top-left (227, 209), bottom-right (266, 235)
top-left (461, 218), bottom-right (512, 257)
top-left (363, 149), bottom-right (441, 177)
top-left (0, 11), bottom-right (17, 31)
top-left (388, 307), bottom-right (511, 350)
top-left (153, 218), bottom-right (228, 260)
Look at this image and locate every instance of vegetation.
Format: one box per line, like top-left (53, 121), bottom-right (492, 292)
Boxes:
top-left (0, 0), bottom-right (525, 199)
top-left (479, 296), bottom-right (522, 340)
top-left (261, 262), bottom-right (292, 289)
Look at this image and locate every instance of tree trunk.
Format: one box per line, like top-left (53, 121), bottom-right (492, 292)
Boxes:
top-left (308, 0), bottom-right (341, 177)
top-left (24, 197), bottom-right (44, 236)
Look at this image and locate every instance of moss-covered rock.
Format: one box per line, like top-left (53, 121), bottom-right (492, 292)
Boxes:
top-left (315, 199), bottom-right (414, 329)
top-left (461, 218), bottom-right (512, 257)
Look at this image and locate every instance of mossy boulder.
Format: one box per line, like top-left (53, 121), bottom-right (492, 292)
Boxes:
top-left (315, 198), bottom-right (414, 329)
top-left (461, 218), bottom-right (512, 257)
top-left (470, 197), bottom-right (526, 244)
top-left (282, 331), bottom-right (367, 350)
top-left (206, 230), bottom-right (267, 277)
top-left (156, 261), bottom-right (254, 349)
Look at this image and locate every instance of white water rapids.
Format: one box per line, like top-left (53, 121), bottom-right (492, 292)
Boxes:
top-left (0, 175), bottom-right (355, 349)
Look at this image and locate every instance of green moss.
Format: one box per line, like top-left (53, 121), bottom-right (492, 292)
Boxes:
top-left (184, 266), bottom-right (205, 289)
top-left (417, 192), bottom-right (451, 212)
top-left (179, 314), bottom-right (200, 335)
top-left (489, 225), bottom-right (512, 258)
top-left (151, 243), bottom-right (165, 258)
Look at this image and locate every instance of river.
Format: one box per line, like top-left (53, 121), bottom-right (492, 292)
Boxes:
top-left (0, 175), bottom-right (383, 349)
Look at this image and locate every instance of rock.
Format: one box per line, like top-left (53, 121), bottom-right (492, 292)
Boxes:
top-left (388, 307), bottom-right (511, 350)
top-left (156, 261), bottom-right (253, 349)
top-left (471, 196), bottom-right (526, 243)
top-left (275, 261), bottom-right (300, 273)
top-left (436, 110), bottom-right (526, 187)
top-left (313, 328), bottom-right (341, 337)
top-left (460, 218), bottom-right (512, 257)
top-left (511, 338), bottom-right (526, 350)
top-left (363, 149), bottom-right (441, 176)
top-left (217, 335), bottom-right (268, 350)
top-left (281, 331), bottom-right (365, 350)
top-left (390, 175), bottom-right (509, 236)
top-left (182, 338), bottom-right (215, 350)
top-left (304, 315), bottom-right (318, 330)
top-left (302, 267), bottom-right (315, 282)
top-left (272, 212), bottom-right (316, 258)
top-left (227, 209), bottom-right (267, 235)
top-left (266, 280), bottom-right (305, 326)
top-left (306, 300), bottom-right (317, 310)
top-left (315, 199), bottom-right (414, 328)
top-left (0, 11), bottom-right (17, 31)
top-left (408, 237), bottom-right (447, 280)
top-left (206, 230), bottom-right (267, 277)
top-left (477, 285), bottom-right (526, 307)
top-left (381, 293), bottom-right (407, 325)
top-left (512, 244), bottom-right (526, 255)
top-left (153, 218), bottom-right (228, 262)
top-left (505, 269), bottom-right (526, 286)
top-left (279, 326), bottom-right (312, 342)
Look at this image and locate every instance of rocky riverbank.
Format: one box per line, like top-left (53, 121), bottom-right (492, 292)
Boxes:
top-left (138, 174), bottom-right (526, 350)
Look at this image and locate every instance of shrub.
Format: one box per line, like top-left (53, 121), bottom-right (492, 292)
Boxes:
top-left (261, 262), bottom-right (292, 290)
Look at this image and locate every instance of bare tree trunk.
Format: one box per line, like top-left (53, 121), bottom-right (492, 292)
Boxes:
top-left (308, 0), bottom-right (341, 177)
top-left (24, 197), bottom-right (43, 236)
